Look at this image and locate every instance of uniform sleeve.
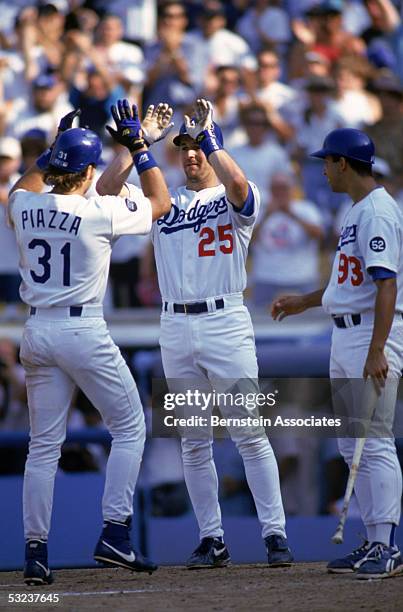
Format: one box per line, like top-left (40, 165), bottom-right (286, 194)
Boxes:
top-left (7, 189), bottom-right (25, 227)
top-left (358, 216), bottom-right (401, 273)
top-left (228, 181), bottom-right (260, 228)
top-left (110, 184), bottom-right (153, 238)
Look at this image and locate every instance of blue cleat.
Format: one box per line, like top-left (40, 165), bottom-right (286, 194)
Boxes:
top-left (94, 517), bottom-right (157, 574)
top-left (355, 543), bottom-right (403, 580)
top-left (186, 537), bottom-right (231, 569)
top-left (327, 540), bottom-right (371, 574)
top-left (265, 534), bottom-right (293, 567)
top-left (24, 540), bottom-right (54, 586)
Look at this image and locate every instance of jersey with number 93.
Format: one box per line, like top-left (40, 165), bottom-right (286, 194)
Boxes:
top-left (129, 181), bottom-right (260, 301)
top-left (322, 187), bottom-right (403, 315)
top-left (8, 188), bottom-right (152, 306)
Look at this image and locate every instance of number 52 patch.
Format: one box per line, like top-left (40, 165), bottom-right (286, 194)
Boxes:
top-left (369, 236), bottom-right (386, 252)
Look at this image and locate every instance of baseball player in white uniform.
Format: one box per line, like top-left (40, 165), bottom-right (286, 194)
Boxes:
top-left (272, 128), bottom-right (403, 579)
top-left (7, 102), bottom-right (172, 585)
top-left (97, 99), bottom-right (293, 569)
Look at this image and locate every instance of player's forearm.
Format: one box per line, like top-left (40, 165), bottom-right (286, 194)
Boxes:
top-left (369, 278), bottom-right (397, 351)
top-left (301, 288), bottom-right (326, 309)
top-left (207, 149), bottom-right (249, 208)
top-left (137, 156), bottom-right (171, 221)
top-left (96, 148), bottom-right (133, 196)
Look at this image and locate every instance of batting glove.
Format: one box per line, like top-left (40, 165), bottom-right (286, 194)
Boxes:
top-left (36, 108), bottom-right (82, 170)
top-left (184, 99), bottom-right (223, 158)
top-left (106, 99), bottom-right (145, 152)
top-left (142, 103), bottom-right (174, 146)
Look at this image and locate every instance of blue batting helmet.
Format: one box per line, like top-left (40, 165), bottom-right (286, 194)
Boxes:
top-left (49, 128), bottom-right (102, 172)
top-left (173, 121), bottom-right (224, 147)
top-left (311, 128), bottom-right (375, 164)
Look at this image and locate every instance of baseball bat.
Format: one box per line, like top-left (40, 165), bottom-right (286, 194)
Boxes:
top-left (331, 380), bottom-right (379, 544)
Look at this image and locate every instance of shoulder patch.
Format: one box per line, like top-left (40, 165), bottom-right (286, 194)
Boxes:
top-left (369, 236), bottom-right (386, 252)
top-left (125, 198), bottom-right (137, 212)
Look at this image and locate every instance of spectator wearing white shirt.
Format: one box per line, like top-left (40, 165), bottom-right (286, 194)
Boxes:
top-left (229, 101), bottom-right (291, 209)
top-left (211, 65), bottom-right (245, 149)
top-left (192, 0), bottom-right (257, 93)
top-left (293, 75), bottom-right (344, 220)
top-left (0, 138), bottom-right (21, 305)
top-left (8, 73), bottom-right (73, 142)
top-left (251, 172), bottom-right (324, 306)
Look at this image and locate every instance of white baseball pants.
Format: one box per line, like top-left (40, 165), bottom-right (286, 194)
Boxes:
top-left (20, 308), bottom-right (145, 541)
top-left (160, 300), bottom-right (286, 540)
top-left (330, 317), bottom-right (403, 529)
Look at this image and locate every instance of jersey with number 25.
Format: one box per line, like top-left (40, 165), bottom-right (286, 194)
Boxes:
top-left (322, 187), bottom-right (403, 315)
top-left (8, 188), bottom-right (152, 306)
top-left (127, 181), bottom-right (260, 301)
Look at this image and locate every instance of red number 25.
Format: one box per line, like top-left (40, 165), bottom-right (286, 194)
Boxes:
top-left (198, 224), bottom-right (234, 257)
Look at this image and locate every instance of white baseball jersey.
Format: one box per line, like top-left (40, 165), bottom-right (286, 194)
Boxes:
top-left (8, 187), bottom-right (152, 306)
top-left (322, 187), bottom-right (403, 315)
top-left (126, 182), bottom-right (260, 301)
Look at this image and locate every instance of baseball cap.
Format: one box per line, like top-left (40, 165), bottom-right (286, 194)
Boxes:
top-left (33, 74), bottom-right (57, 89)
top-left (0, 137), bottom-right (22, 159)
top-left (371, 73), bottom-right (403, 97)
top-left (173, 121), bottom-right (224, 147)
top-left (21, 128), bottom-right (48, 142)
top-left (202, 0), bottom-right (225, 18)
top-left (305, 51), bottom-right (330, 65)
top-left (305, 0), bottom-right (343, 17)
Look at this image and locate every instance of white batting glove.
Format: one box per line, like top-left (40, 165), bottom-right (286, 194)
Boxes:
top-left (142, 103), bottom-right (174, 146)
top-left (184, 98), bottom-right (214, 140)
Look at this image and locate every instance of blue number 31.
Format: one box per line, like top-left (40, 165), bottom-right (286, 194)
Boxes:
top-left (29, 239), bottom-right (71, 286)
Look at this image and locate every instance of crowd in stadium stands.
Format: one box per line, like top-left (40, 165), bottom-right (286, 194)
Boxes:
top-left (1, 0), bottom-right (403, 515)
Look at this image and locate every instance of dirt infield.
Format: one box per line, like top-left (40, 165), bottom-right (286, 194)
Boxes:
top-left (1, 563), bottom-right (402, 612)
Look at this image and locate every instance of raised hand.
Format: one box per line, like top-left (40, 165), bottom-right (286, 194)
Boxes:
top-left (106, 99), bottom-right (145, 152)
top-left (142, 103), bottom-right (174, 146)
top-left (184, 98), bottom-right (213, 140)
top-left (57, 108), bottom-right (81, 133)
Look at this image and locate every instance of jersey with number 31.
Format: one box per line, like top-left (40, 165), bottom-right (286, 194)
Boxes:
top-left (128, 182), bottom-right (260, 301)
top-left (322, 187), bottom-right (403, 315)
top-left (8, 188), bottom-right (152, 306)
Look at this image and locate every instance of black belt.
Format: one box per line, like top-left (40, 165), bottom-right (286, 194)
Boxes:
top-left (30, 306), bottom-right (83, 317)
top-left (332, 314), bottom-right (361, 328)
top-left (164, 298), bottom-right (224, 314)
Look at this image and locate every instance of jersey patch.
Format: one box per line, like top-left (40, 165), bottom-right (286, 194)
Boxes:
top-left (369, 236), bottom-right (386, 252)
top-left (125, 198), bottom-right (138, 212)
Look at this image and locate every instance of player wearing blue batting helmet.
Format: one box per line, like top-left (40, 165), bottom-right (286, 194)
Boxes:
top-left (173, 121), bottom-right (224, 148)
top-left (49, 128), bottom-right (102, 173)
top-left (311, 128), bottom-right (375, 164)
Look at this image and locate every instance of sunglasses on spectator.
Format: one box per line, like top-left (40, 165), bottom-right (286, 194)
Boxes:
top-left (162, 11), bottom-right (185, 18)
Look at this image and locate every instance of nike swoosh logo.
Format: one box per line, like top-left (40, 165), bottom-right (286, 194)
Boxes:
top-left (213, 547), bottom-right (226, 557)
top-left (101, 540), bottom-right (136, 563)
top-left (36, 561), bottom-right (50, 576)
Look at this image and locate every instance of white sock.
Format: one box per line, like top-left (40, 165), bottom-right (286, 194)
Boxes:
top-left (366, 523), bottom-right (393, 546)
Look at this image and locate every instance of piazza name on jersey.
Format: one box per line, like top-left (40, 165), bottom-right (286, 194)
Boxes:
top-left (21, 208), bottom-right (82, 235)
top-left (157, 195), bottom-right (227, 234)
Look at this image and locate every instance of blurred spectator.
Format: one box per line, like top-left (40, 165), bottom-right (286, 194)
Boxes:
top-left (293, 75), bottom-right (345, 218)
top-left (62, 31), bottom-right (125, 135)
top-left (236, 0), bottom-right (291, 56)
top-left (8, 73), bottom-right (73, 141)
top-left (92, 13), bottom-right (144, 98)
top-left (289, 0), bottom-right (365, 78)
top-left (251, 172), bottom-right (324, 306)
top-left (20, 128), bottom-right (48, 172)
top-left (332, 54), bottom-right (381, 128)
top-left (252, 47), bottom-right (297, 142)
top-left (144, 1), bottom-right (200, 110)
top-left (35, 2), bottom-right (66, 70)
top-left (211, 65), bottom-right (245, 148)
top-left (0, 137), bottom-right (21, 306)
top-left (229, 101), bottom-right (291, 207)
top-left (366, 72), bottom-right (403, 187)
top-left (192, 0), bottom-right (257, 93)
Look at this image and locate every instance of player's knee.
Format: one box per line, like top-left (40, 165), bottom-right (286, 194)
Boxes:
top-left (235, 436), bottom-right (273, 460)
top-left (181, 439), bottom-right (213, 465)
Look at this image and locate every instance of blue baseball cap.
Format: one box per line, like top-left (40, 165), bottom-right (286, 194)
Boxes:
top-left (173, 121), bottom-right (224, 147)
top-left (33, 74), bottom-right (57, 89)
